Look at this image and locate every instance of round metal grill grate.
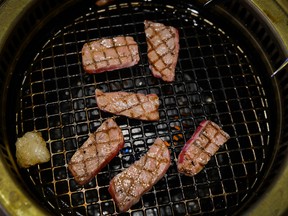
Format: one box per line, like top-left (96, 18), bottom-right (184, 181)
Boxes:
top-left (16, 1), bottom-right (274, 215)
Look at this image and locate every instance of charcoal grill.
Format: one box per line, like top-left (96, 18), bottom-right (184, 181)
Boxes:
top-left (0, 0), bottom-right (288, 215)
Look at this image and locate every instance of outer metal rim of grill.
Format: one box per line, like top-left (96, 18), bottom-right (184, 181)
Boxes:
top-left (0, 0), bottom-right (287, 215)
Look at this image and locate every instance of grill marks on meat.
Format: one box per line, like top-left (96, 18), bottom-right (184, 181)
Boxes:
top-left (177, 120), bottom-right (230, 176)
top-left (82, 36), bottom-right (140, 74)
top-left (95, 89), bottom-right (160, 121)
top-left (109, 138), bottom-right (170, 212)
top-left (68, 118), bottom-right (124, 185)
top-left (144, 20), bottom-right (179, 82)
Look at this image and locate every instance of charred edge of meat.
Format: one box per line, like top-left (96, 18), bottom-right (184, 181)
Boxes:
top-left (68, 118), bottom-right (124, 185)
top-left (95, 89), bottom-right (160, 121)
top-left (177, 120), bottom-right (230, 176)
top-left (144, 20), bottom-right (179, 82)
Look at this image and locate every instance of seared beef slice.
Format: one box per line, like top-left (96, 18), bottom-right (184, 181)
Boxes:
top-left (109, 138), bottom-right (170, 212)
top-left (68, 118), bottom-right (124, 185)
top-left (95, 89), bottom-right (160, 121)
top-left (144, 20), bottom-right (179, 82)
top-left (82, 36), bottom-right (140, 73)
top-left (177, 120), bottom-right (230, 176)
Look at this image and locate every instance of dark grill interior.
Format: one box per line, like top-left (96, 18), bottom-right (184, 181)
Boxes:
top-left (1, 0), bottom-right (286, 215)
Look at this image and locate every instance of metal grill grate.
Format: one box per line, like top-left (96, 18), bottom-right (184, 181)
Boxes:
top-left (16, 1), bottom-right (274, 215)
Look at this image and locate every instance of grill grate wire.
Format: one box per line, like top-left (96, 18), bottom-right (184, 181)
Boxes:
top-left (15, 1), bottom-right (274, 215)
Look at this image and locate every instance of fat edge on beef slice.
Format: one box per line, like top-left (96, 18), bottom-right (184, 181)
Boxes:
top-left (95, 89), bottom-right (160, 121)
top-left (144, 20), bottom-right (179, 82)
top-left (108, 138), bottom-right (171, 212)
top-left (82, 36), bottom-right (140, 74)
top-left (68, 118), bottom-right (124, 185)
top-left (177, 120), bottom-right (230, 176)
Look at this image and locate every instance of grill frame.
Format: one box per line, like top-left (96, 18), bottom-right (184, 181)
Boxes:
top-left (0, 0), bottom-right (288, 215)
